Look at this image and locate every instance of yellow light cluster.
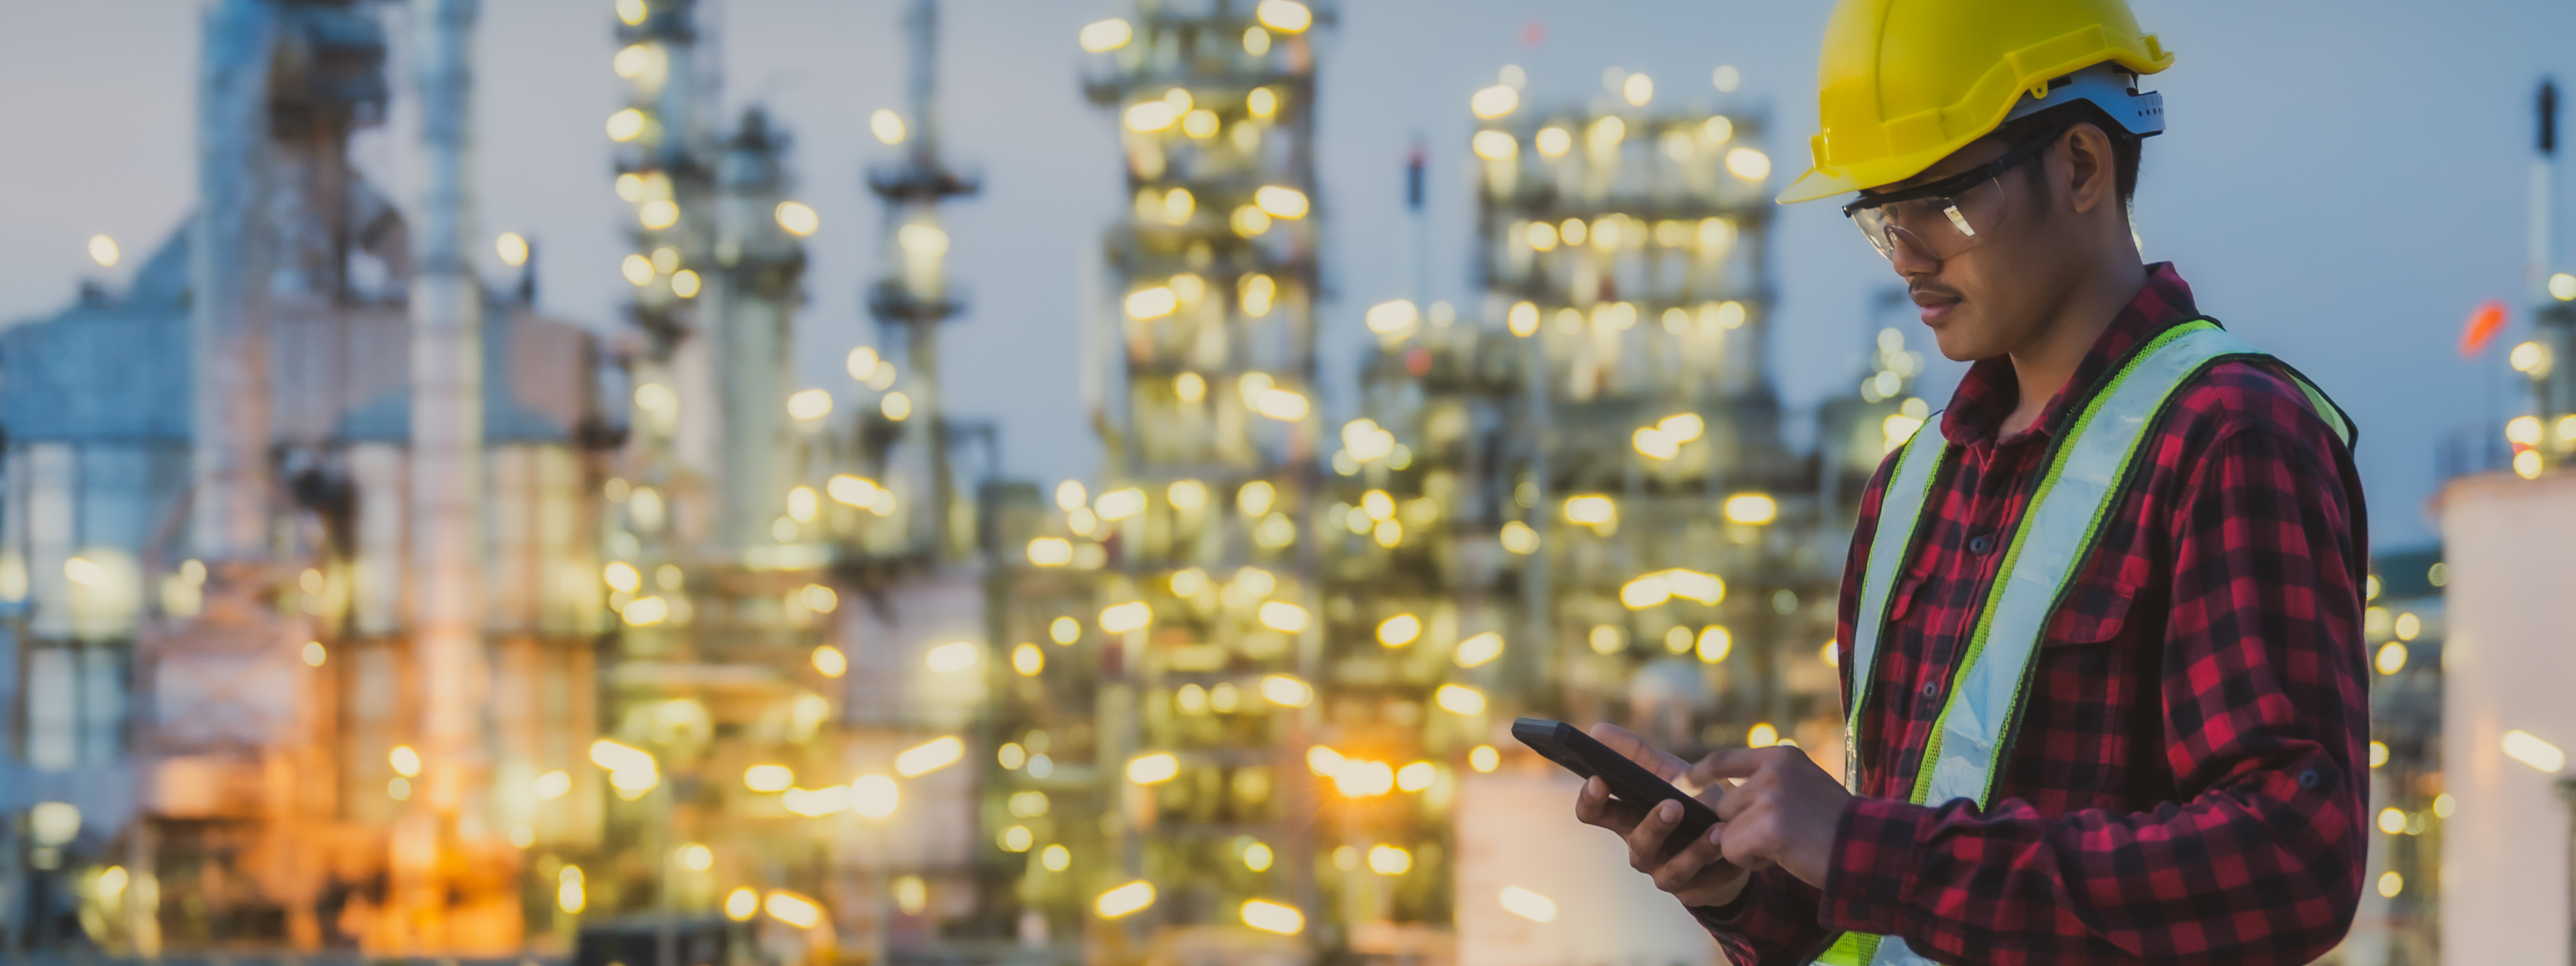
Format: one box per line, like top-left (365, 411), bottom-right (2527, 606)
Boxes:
top-left (1631, 413), bottom-right (1705, 460)
top-left (1619, 569), bottom-right (1725, 608)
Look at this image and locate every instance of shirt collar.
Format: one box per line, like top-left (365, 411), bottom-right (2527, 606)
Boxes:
top-left (1937, 262), bottom-right (2200, 447)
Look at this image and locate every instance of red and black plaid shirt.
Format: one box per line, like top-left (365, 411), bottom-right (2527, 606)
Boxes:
top-left (1695, 264), bottom-right (2370, 964)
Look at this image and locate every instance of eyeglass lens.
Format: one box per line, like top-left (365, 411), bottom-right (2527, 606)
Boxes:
top-left (1853, 176), bottom-right (2012, 261)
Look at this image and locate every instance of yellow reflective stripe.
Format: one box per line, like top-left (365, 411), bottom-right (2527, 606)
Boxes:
top-left (1816, 931), bottom-right (1878, 965)
top-left (2290, 375), bottom-right (2352, 447)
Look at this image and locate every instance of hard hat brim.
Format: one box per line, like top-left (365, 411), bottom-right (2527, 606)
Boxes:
top-left (1778, 162), bottom-right (1915, 205)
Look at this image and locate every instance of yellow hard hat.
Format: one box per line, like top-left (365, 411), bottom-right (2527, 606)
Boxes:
top-left (1777, 0), bottom-right (2175, 204)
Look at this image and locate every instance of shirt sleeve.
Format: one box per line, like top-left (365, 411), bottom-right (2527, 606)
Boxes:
top-left (1689, 868), bottom-right (1832, 965)
top-left (1809, 423), bottom-right (2370, 962)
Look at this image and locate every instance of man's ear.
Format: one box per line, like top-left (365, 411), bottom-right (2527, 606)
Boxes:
top-left (2061, 123), bottom-right (2116, 216)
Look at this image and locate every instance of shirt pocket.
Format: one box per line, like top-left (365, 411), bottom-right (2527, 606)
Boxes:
top-left (1883, 572), bottom-right (1933, 627)
top-left (2043, 577), bottom-right (2140, 645)
top-left (2010, 578), bottom-right (2143, 809)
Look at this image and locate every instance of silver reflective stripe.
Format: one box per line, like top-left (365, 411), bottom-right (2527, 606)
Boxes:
top-left (1866, 937), bottom-right (1941, 966)
top-left (1918, 324), bottom-right (2258, 808)
top-left (1841, 427), bottom-right (1948, 792)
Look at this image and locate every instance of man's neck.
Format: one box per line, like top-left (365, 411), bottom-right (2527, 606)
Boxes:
top-left (1998, 257), bottom-right (2149, 438)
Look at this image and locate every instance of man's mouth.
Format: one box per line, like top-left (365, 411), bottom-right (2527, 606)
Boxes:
top-left (1910, 286), bottom-right (1960, 325)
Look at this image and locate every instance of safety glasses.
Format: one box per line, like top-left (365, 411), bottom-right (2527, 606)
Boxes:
top-left (1841, 126), bottom-right (2063, 261)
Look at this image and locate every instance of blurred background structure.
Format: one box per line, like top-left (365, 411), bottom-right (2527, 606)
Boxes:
top-left (0, 2), bottom-right (2571, 966)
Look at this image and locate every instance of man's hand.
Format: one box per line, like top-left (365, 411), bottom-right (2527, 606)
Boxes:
top-left (1571, 724), bottom-right (1750, 908)
top-left (1690, 745), bottom-right (1851, 888)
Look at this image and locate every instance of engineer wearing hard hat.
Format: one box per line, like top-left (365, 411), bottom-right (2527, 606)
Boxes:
top-left (1574, 1), bottom-right (2369, 963)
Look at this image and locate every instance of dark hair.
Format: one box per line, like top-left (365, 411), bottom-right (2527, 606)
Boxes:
top-left (1991, 101), bottom-right (2142, 205)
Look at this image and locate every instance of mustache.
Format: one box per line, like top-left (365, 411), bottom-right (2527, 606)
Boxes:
top-left (1908, 282), bottom-right (1962, 305)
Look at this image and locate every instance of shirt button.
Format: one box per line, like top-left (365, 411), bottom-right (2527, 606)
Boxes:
top-left (1967, 533), bottom-right (1994, 555)
top-left (2298, 770), bottom-right (2320, 790)
top-left (1920, 681), bottom-right (1940, 699)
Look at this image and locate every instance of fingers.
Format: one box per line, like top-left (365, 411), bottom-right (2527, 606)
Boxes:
top-left (1587, 722), bottom-right (1644, 757)
top-left (1689, 747), bottom-right (1766, 784)
top-left (1587, 721), bottom-right (1690, 783)
top-left (1648, 821), bottom-right (1731, 894)
top-left (1701, 746), bottom-right (1827, 822)
top-left (1622, 798), bottom-right (1682, 873)
top-left (1589, 722), bottom-right (1686, 779)
top-left (1715, 808), bottom-right (1780, 873)
top-left (1574, 776), bottom-right (1640, 833)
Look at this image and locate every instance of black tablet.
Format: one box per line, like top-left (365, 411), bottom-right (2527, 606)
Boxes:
top-left (1513, 717), bottom-right (1720, 854)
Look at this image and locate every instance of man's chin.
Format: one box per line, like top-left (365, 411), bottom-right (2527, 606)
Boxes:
top-left (1925, 322), bottom-right (1986, 363)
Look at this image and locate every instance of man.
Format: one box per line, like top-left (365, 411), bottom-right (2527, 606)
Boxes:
top-left (1573, 1), bottom-right (2370, 963)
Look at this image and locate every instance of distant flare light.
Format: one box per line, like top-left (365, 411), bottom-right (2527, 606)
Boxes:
top-left (896, 737), bottom-right (965, 777)
top-left (1241, 899), bottom-right (1303, 934)
top-left (612, 43), bottom-right (654, 79)
top-left (2461, 299), bottom-right (2510, 357)
top-left (1377, 613), bottom-right (1421, 647)
top-left (1254, 388), bottom-right (1310, 421)
top-left (1027, 537), bottom-right (1074, 566)
top-left (1725, 147), bottom-right (1772, 180)
top-left (899, 223), bottom-right (949, 255)
top-left (850, 775), bottom-right (899, 818)
top-left (2505, 729), bottom-right (2567, 773)
top-left (1254, 0), bottom-right (1312, 33)
top-left (870, 109), bottom-right (907, 146)
top-left (1254, 185), bottom-right (1310, 219)
top-left (787, 388), bottom-right (834, 421)
top-left (88, 235), bottom-right (119, 268)
top-left (1126, 752), bottom-right (1181, 784)
top-left (1366, 300), bottom-right (1420, 334)
top-left (1125, 286), bottom-right (1179, 320)
top-left (764, 891), bottom-right (822, 928)
top-left (744, 764), bottom-right (794, 792)
top-left (1723, 492), bottom-right (1778, 525)
top-left (1622, 72), bottom-right (1654, 106)
top-left (1101, 601), bottom-right (1152, 633)
top-left (924, 640), bottom-right (979, 672)
top-left (1454, 631), bottom-right (1503, 667)
top-left (1079, 18), bottom-right (1133, 52)
top-left (1260, 674), bottom-right (1313, 707)
top-left (606, 108), bottom-right (647, 142)
top-left (1499, 886), bottom-right (1558, 922)
top-left (1258, 600), bottom-right (1310, 633)
top-left (1124, 101), bottom-right (1177, 133)
top-left (1096, 880), bottom-right (1156, 918)
top-left (775, 201), bottom-right (820, 236)
top-left (1435, 684), bottom-right (1487, 716)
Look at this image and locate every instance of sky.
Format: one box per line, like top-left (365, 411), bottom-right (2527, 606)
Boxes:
top-left (4, 0), bottom-right (2573, 549)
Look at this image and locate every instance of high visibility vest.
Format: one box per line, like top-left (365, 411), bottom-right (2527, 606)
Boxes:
top-left (1814, 321), bottom-right (2351, 966)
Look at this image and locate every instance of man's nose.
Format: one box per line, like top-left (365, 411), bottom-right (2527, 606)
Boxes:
top-left (1888, 230), bottom-right (1942, 276)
